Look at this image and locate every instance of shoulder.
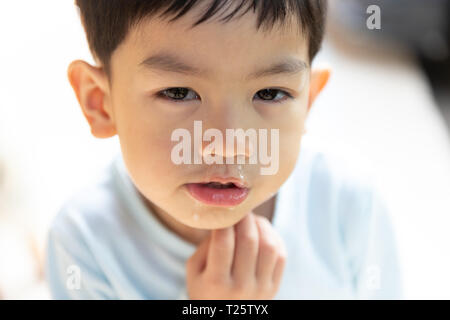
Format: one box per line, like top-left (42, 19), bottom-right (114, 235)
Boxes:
top-left (298, 136), bottom-right (387, 241)
top-left (300, 136), bottom-right (376, 200)
top-left (297, 138), bottom-right (402, 298)
top-left (45, 159), bottom-right (124, 299)
top-left (47, 158), bottom-right (125, 250)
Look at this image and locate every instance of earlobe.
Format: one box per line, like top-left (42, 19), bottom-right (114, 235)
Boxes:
top-left (67, 60), bottom-right (117, 138)
top-left (307, 68), bottom-right (331, 110)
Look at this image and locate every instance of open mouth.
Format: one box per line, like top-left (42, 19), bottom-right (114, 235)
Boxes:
top-left (202, 181), bottom-right (240, 189)
top-left (185, 180), bottom-right (249, 207)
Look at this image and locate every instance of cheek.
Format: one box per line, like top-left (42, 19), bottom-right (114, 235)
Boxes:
top-left (274, 100), bottom-right (307, 156)
top-left (274, 104), bottom-right (307, 183)
top-left (115, 97), bottom-right (173, 166)
top-left (116, 113), bottom-right (183, 196)
top-left (121, 121), bottom-right (170, 165)
top-left (251, 110), bottom-right (305, 196)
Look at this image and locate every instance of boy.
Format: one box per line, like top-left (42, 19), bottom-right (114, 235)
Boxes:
top-left (45, 0), bottom-right (402, 299)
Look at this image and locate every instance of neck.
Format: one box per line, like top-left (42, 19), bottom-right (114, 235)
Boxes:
top-left (139, 192), bottom-right (277, 246)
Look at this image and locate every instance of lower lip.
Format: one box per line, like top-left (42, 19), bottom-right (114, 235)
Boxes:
top-left (185, 183), bottom-right (250, 207)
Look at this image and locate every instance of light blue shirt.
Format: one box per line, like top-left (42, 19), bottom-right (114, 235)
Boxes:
top-left (44, 138), bottom-right (402, 299)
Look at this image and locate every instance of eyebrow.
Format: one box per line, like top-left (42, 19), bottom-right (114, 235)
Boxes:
top-left (139, 51), bottom-right (309, 80)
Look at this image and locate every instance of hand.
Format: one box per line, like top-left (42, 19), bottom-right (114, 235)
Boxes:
top-left (186, 212), bottom-right (287, 299)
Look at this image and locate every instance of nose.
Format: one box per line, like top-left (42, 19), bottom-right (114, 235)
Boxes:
top-left (203, 128), bottom-right (255, 163)
top-left (195, 112), bottom-right (256, 164)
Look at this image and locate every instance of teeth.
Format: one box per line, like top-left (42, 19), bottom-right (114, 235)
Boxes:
top-left (207, 182), bottom-right (235, 188)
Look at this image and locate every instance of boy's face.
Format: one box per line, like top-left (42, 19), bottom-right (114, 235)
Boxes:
top-left (71, 5), bottom-right (329, 229)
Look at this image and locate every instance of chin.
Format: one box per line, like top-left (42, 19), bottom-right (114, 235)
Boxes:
top-left (180, 206), bottom-right (248, 230)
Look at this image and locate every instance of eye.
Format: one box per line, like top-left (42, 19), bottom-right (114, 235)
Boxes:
top-left (254, 88), bottom-right (293, 104)
top-left (156, 87), bottom-right (200, 103)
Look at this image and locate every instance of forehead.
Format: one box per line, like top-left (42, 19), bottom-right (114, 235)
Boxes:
top-left (114, 2), bottom-right (309, 80)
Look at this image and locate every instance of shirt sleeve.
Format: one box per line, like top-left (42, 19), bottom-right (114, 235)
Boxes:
top-left (44, 214), bottom-right (118, 300)
top-left (342, 182), bottom-right (403, 299)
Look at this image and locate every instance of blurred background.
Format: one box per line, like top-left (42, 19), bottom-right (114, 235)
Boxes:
top-left (0, 1), bottom-right (449, 299)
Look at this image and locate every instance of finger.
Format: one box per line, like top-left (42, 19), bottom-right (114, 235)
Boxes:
top-left (186, 233), bottom-right (211, 276)
top-left (254, 215), bottom-right (279, 285)
top-left (206, 225), bottom-right (235, 279)
top-left (231, 212), bottom-right (259, 283)
top-left (272, 234), bottom-right (287, 287)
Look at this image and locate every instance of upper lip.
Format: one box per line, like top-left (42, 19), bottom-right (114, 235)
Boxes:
top-left (196, 176), bottom-right (248, 188)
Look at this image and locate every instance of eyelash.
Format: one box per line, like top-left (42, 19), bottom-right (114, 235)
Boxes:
top-left (156, 87), bottom-right (294, 104)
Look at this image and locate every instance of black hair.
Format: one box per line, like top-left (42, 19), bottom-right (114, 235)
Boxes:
top-left (75, 0), bottom-right (327, 79)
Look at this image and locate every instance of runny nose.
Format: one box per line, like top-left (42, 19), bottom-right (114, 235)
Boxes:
top-left (200, 130), bottom-right (256, 164)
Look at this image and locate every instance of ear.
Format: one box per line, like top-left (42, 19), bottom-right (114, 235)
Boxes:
top-left (307, 68), bottom-right (331, 112)
top-left (67, 60), bottom-right (117, 138)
